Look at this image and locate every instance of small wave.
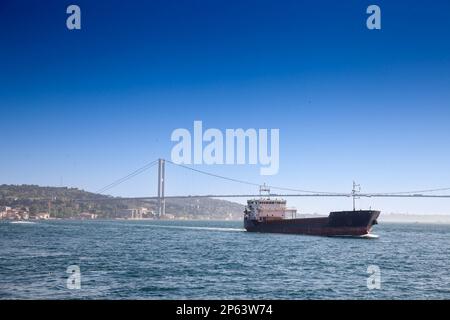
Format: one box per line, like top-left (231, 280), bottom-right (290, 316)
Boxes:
top-left (359, 233), bottom-right (379, 239)
top-left (9, 221), bottom-right (36, 224)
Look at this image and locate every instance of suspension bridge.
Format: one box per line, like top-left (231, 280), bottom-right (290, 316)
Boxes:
top-left (59, 158), bottom-right (450, 217)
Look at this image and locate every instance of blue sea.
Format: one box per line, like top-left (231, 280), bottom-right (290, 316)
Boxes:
top-left (1, 220), bottom-right (449, 299)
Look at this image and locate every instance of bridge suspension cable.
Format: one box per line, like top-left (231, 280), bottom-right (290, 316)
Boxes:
top-left (167, 160), bottom-right (450, 196)
top-left (370, 187), bottom-right (450, 195)
top-left (95, 159), bottom-right (158, 194)
top-left (165, 160), bottom-right (343, 195)
top-left (93, 157), bottom-right (450, 199)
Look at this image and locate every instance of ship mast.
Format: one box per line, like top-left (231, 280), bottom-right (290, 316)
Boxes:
top-left (259, 183), bottom-right (270, 198)
top-left (352, 181), bottom-right (361, 211)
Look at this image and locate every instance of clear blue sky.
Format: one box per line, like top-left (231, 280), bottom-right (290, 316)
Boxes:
top-left (1, 0), bottom-right (450, 214)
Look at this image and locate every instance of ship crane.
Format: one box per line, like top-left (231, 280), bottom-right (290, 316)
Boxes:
top-left (352, 181), bottom-right (361, 211)
top-left (259, 183), bottom-right (271, 197)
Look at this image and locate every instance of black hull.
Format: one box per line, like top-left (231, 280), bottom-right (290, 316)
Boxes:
top-left (244, 210), bottom-right (380, 237)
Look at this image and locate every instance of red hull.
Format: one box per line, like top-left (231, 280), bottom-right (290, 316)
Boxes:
top-left (244, 210), bottom-right (380, 237)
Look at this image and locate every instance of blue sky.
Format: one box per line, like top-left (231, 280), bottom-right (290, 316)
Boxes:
top-left (1, 0), bottom-right (450, 214)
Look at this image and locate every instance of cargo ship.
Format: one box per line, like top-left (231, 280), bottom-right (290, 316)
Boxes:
top-left (244, 184), bottom-right (380, 237)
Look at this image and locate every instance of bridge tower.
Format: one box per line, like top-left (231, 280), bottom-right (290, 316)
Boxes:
top-left (157, 158), bottom-right (165, 217)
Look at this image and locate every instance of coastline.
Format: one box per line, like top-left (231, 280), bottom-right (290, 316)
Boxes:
top-left (3, 215), bottom-right (450, 225)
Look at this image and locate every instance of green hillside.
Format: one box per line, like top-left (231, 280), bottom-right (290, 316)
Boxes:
top-left (0, 184), bottom-right (244, 219)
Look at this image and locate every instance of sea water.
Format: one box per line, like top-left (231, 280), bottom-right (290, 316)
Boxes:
top-left (1, 220), bottom-right (449, 299)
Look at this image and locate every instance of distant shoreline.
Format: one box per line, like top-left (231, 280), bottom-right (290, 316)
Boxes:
top-left (377, 213), bottom-right (450, 225)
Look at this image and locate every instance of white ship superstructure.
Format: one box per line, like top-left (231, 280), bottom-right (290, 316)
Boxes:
top-left (245, 198), bottom-right (295, 221)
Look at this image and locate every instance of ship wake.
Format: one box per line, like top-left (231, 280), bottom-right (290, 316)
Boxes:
top-left (142, 224), bottom-right (246, 232)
